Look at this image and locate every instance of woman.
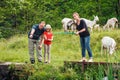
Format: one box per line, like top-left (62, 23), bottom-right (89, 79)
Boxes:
top-left (73, 12), bottom-right (93, 62)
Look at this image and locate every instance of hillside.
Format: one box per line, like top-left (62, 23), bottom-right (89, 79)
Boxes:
top-left (0, 29), bottom-right (120, 65)
top-left (0, 29), bottom-right (120, 79)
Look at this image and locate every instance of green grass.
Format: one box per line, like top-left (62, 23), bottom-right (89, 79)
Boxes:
top-left (0, 29), bottom-right (120, 64)
top-left (0, 29), bottom-right (120, 79)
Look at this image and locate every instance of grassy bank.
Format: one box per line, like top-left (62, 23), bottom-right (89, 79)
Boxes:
top-left (0, 29), bottom-right (120, 79)
top-left (0, 29), bottom-right (120, 63)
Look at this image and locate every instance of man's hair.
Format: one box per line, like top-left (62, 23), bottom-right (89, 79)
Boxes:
top-left (41, 21), bottom-right (45, 24)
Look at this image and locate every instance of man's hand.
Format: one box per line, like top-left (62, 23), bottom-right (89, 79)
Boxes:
top-left (29, 34), bottom-right (33, 38)
top-left (29, 28), bottom-right (35, 38)
top-left (38, 45), bottom-right (42, 50)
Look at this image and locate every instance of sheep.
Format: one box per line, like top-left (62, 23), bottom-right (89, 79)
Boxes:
top-left (81, 15), bottom-right (99, 32)
top-left (103, 17), bottom-right (118, 30)
top-left (101, 36), bottom-right (116, 55)
top-left (62, 16), bottom-right (99, 32)
top-left (61, 18), bottom-right (76, 32)
top-left (93, 24), bottom-right (100, 31)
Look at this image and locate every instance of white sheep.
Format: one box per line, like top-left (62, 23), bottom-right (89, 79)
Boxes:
top-left (103, 17), bottom-right (118, 30)
top-left (101, 36), bottom-right (116, 55)
top-left (61, 18), bottom-right (76, 32)
top-left (93, 24), bottom-right (100, 31)
top-left (81, 15), bottom-right (99, 32)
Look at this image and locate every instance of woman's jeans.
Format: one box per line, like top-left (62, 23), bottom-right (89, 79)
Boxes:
top-left (80, 36), bottom-right (93, 58)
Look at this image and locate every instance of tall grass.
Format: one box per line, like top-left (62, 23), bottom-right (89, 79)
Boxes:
top-left (0, 29), bottom-right (120, 79)
top-left (0, 29), bottom-right (120, 63)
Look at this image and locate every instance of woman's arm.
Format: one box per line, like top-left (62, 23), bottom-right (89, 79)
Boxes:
top-left (75, 28), bottom-right (85, 35)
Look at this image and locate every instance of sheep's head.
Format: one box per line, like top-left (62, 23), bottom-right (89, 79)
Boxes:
top-left (109, 42), bottom-right (116, 55)
top-left (109, 48), bottom-right (115, 55)
top-left (93, 15), bottom-right (99, 22)
top-left (113, 18), bottom-right (118, 22)
top-left (67, 20), bottom-right (75, 26)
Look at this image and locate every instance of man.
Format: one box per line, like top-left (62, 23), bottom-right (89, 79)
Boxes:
top-left (73, 12), bottom-right (93, 62)
top-left (28, 21), bottom-right (46, 64)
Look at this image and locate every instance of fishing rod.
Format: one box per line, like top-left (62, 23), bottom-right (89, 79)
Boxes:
top-left (53, 32), bottom-right (75, 35)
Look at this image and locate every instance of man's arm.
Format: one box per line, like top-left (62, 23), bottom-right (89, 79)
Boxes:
top-left (29, 29), bottom-right (35, 38)
top-left (30, 29), bottom-right (35, 35)
top-left (39, 34), bottom-right (44, 49)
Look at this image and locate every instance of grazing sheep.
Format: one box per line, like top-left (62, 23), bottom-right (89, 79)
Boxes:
top-left (103, 76), bottom-right (108, 80)
top-left (81, 15), bottom-right (99, 32)
top-left (101, 36), bottom-right (116, 55)
top-left (61, 18), bottom-right (76, 32)
top-left (93, 24), bottom-right (100, 31)
top-left (103, 17), bottom-right (118, 30)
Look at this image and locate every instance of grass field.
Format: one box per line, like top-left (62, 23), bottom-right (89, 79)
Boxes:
top-left (0, 29), bottom-right (120, 79)
top-left (0, 29), bottom-right (120, 64)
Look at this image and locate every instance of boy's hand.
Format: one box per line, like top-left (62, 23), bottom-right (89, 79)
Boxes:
top-left (47, 39), bottom-right (51, 41)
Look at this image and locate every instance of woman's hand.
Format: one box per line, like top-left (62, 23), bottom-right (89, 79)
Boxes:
top-left (75, 31), bottom-right (79, 35)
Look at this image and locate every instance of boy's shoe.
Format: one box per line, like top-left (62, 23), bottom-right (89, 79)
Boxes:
top-left (88, 59), bottom-right (93, 62)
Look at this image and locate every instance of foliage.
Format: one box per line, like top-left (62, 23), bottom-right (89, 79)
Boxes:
top-left (0, 0), bottom-right (120, 79)
top-left (0, 0), bottom-right (120, 38)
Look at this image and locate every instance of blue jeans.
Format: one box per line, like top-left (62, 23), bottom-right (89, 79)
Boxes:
top-left (80, 36), bottom-right (93, 58)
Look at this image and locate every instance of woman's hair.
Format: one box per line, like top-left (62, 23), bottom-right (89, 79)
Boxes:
top-left (73, 12), bottom-right (80, 17)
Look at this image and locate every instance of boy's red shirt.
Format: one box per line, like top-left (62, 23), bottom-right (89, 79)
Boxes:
top-left (44, 31), bottom-right (53, 45)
